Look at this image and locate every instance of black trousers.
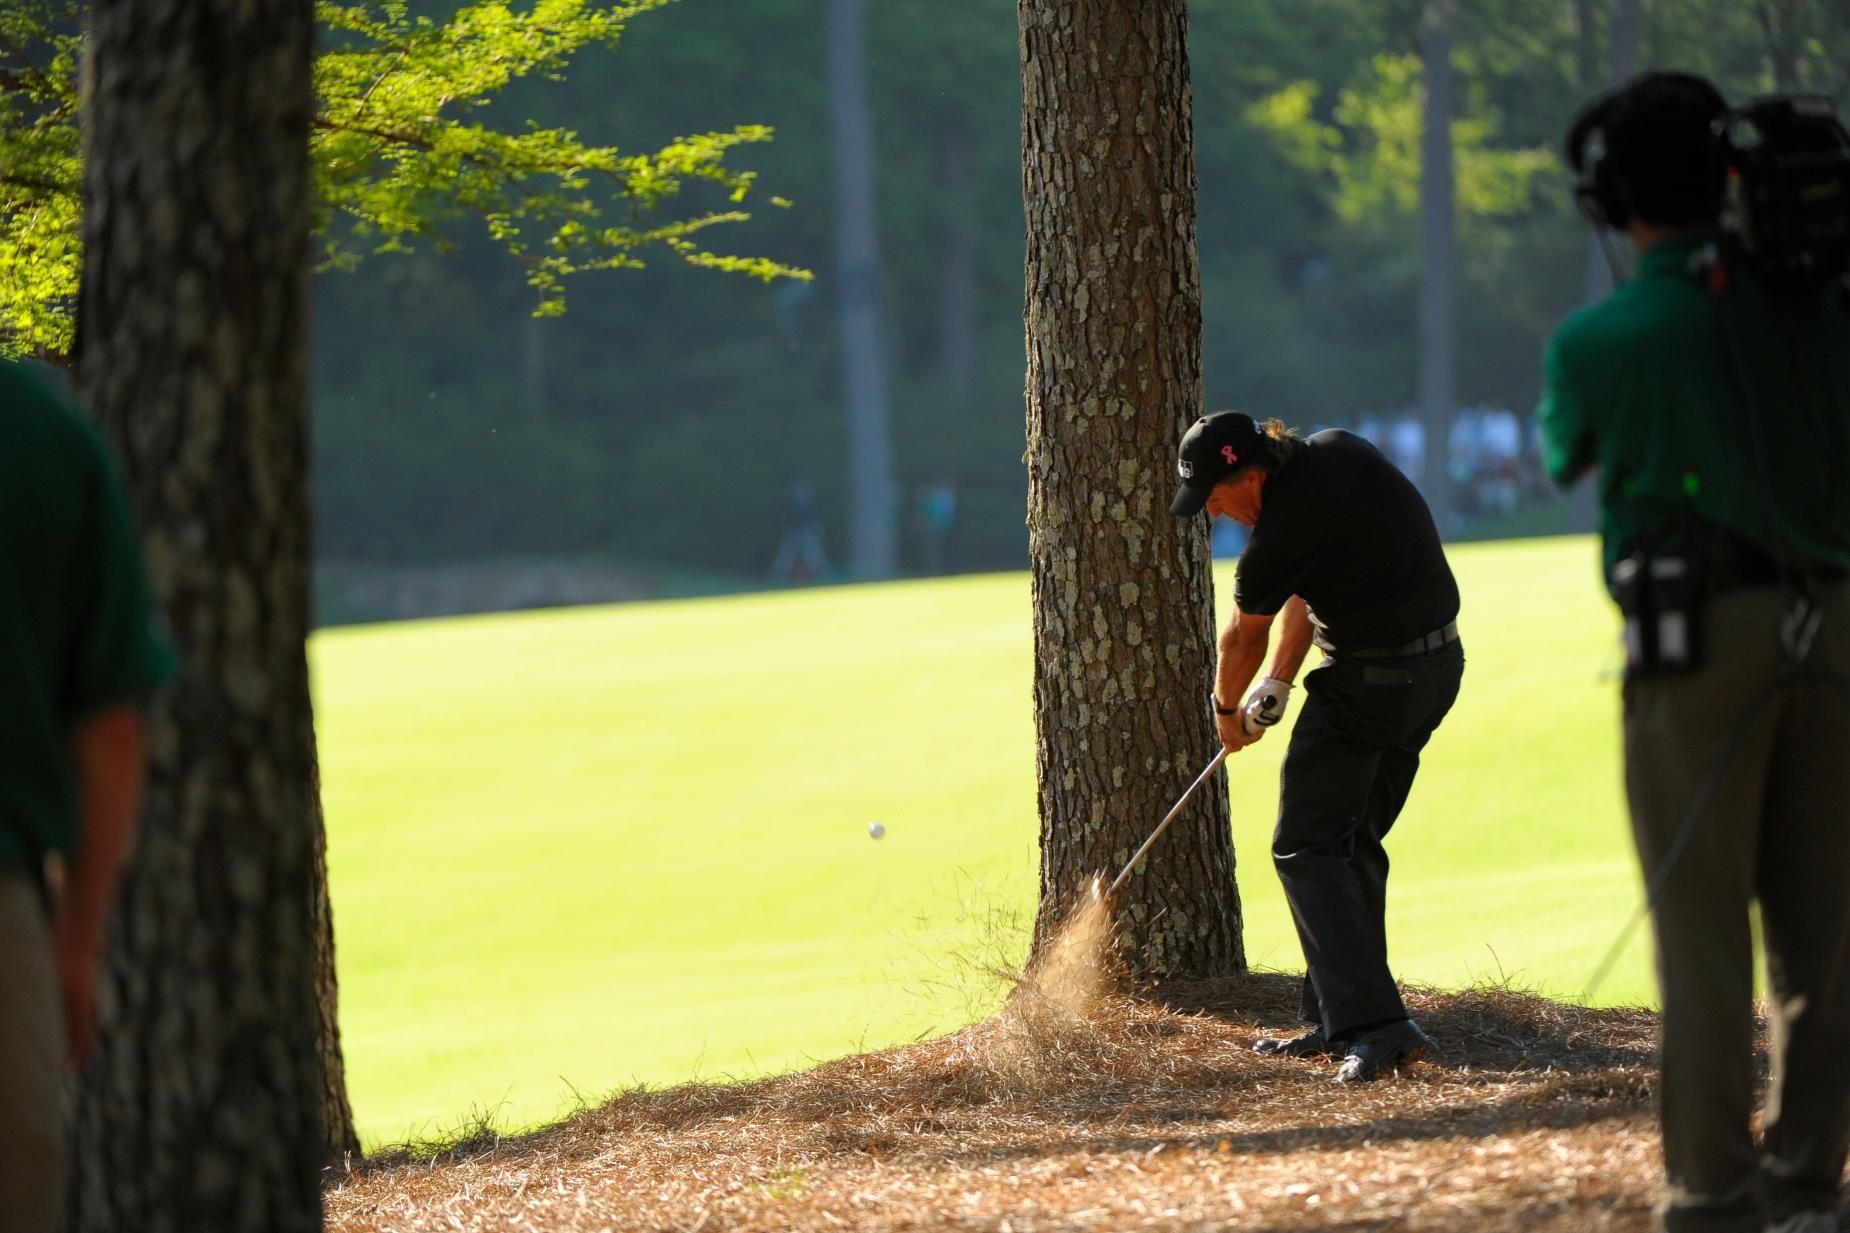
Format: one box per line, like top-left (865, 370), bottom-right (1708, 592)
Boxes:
top-left (1273, 640), bottom-right (1463, 1039)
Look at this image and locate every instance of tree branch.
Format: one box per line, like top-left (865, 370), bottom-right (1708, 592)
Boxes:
top-left (1, 170), bottom-right (77, 197)
top-left (352, 47), bottom-right (409, 124)
top-left (0, 32), bottom-right (67, 102)
top-left (315, 115), bottom-right (618, 189)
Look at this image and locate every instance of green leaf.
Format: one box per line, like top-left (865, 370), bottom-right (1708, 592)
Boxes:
top-left (1, 0), bottom-right (806, 358)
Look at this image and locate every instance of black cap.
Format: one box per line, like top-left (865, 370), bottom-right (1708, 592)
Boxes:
top-left (1170, 411), bottom-right (1268, 516)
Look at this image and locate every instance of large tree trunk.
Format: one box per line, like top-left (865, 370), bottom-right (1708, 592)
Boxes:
top-left (1417, 0), bottom-right (1457, 529)
top-left (1019, 0), bottom-right (1243, 979)
top-left (69, 0), bottom-right (324, 1227)
top-left (827, 0), bottom-right (897, 579)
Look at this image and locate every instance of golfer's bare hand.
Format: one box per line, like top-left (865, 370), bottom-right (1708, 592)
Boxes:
top-left (1216, 710), bottom-right (1264, 752)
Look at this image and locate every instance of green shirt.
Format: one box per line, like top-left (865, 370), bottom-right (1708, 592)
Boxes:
top-left (1536, 234), bottom-right (1850, 587)
top-left (0, 358), bottom-right (177, 872)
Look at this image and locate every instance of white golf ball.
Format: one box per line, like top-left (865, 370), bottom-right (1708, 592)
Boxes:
top-left (867, 821), bottom-right (886, 839)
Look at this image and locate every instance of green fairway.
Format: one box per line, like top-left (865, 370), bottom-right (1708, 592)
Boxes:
top-left (315, 533), bottom-right (1647, 1149)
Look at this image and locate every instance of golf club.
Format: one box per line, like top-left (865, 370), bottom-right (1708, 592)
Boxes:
top-left (1104, 701), bottom-right (1268, 897)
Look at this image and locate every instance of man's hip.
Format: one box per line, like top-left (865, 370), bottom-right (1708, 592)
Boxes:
top-left (0, 870), bottom-right (67, 1233)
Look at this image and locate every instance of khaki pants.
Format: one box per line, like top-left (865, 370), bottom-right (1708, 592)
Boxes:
top-left (1624, 582), bottom-right (1850, 1233)
top-left (0, 871), bottom-right (66, 1233)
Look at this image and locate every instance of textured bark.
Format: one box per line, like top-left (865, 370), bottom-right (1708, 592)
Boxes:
top-left (312, 740), bottom-right (362, 1168)
top-left (1019, 0), bottom-right (1243, 979)
top-left (69, 0), bottom-right (324, 1228)
top-left (828, 0), bottom-right (897, 579)
top-left (1417, 0), bottom-right (1457, 526)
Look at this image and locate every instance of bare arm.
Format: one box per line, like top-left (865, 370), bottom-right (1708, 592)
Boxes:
top-left (1266, 596), bottom-right (1316, 684)
top-left (56, 703), bottom-right (147, 1066)
top-left (1214, 606), bottom-right (1276, 751)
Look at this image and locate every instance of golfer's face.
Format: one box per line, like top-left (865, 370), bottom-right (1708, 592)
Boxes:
top-left (1206, 471), bottom-right (1262, 526)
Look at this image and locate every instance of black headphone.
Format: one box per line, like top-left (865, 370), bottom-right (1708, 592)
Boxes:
top-left (1568, 94), bottom-right (1635, 230)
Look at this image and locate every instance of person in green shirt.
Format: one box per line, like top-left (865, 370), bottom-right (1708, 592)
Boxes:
top-left (0, 355), bottom-right (177, 1233)
top-left (1539, 72), bottom-right (1850, 1233)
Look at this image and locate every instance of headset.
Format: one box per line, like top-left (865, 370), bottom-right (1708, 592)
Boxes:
top-left (1567, 98), bottom-right (1631, 230)
top-left (1570, 73), bottom-right (1850, 291)
top-left (1566, 71), bottom-right (1730, 234)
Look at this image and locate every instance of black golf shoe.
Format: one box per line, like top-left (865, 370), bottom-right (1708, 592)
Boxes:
top-left (1334, 1018), bottom-right (1430, 1083)
top-left (1251, 1025), bottom-right (1337, 1057)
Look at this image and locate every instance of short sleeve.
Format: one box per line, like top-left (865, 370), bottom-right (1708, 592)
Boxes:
top-left (1232, 526), bottom-right (1297, 617)
top-left (65, 442), bottom-right (178, 716)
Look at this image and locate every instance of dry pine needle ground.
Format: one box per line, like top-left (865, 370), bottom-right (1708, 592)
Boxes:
top-left (326, 949), bottom-right (1764, 1233)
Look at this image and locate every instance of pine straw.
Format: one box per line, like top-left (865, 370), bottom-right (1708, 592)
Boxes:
top-left (325, 946), bottom-right (1724, 1233)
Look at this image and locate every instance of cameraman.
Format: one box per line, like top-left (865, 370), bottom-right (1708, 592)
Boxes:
top-left (1539, 72), bottom-right (1850, 1233)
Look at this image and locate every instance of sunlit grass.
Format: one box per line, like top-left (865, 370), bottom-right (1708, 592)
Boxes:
top-left (315, 534), bottom-right (1644, 1148)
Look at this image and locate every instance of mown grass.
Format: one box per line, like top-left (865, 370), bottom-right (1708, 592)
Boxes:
top-left (315, 533), bottom-right (1644, 1149)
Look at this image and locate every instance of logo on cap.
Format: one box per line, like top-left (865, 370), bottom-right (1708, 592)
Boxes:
top-left (1178, 459), bottom-right (1194, 478)
top-left (1221, 446), bottom-right (1239, 465)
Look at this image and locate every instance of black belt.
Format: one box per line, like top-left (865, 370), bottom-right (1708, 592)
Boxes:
top-left (1687, 529), bottom-right (1849, 593)
top-left (1712, 554), bottom-right (1849, 593)
top-left (1342, 621), bottom-right (1459, 659)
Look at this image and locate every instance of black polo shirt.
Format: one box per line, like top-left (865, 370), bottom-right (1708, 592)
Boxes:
top-left (1233, 429), bottom-right (1459, 653)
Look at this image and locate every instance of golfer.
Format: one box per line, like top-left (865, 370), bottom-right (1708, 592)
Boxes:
top-left (1171, 411), bottom-right (1463, 1082)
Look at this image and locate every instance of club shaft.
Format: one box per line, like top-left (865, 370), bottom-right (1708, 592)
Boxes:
top-left (1106, 747), bottom-right (1229, 897)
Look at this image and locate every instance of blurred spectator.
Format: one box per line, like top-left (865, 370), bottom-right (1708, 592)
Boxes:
top-left (1355, 413), bottom-right (1383, 450)
top-left (769, 480), bottom-right (829, 583)
top-left (1447, 406), bottom-right (1484, 499)
top-left (1387, 416), bottom-right (1425, 485)
top-left (913, 480), bottom-right (957, 575)
top-left (1339, 405), bottom-right (1560, 527)
top-left (1478, 407), bottom-right (1524, 518)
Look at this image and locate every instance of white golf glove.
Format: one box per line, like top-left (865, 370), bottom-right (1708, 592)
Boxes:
top-left (1243, 677), bottom-right (1293, 729)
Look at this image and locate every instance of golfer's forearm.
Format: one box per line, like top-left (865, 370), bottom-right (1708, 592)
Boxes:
top-left (1215, 620), bottom-right (1268, 707)
top-left (1267, 597), bottom-right (1315, 683)
top-left (61, 706), bottom-right (146, 955)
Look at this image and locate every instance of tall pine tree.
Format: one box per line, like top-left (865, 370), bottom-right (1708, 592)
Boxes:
top-left (70, 0), bottom-right (324, 1225)
top-left (1019, 0), bottom-right (1243, 978)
